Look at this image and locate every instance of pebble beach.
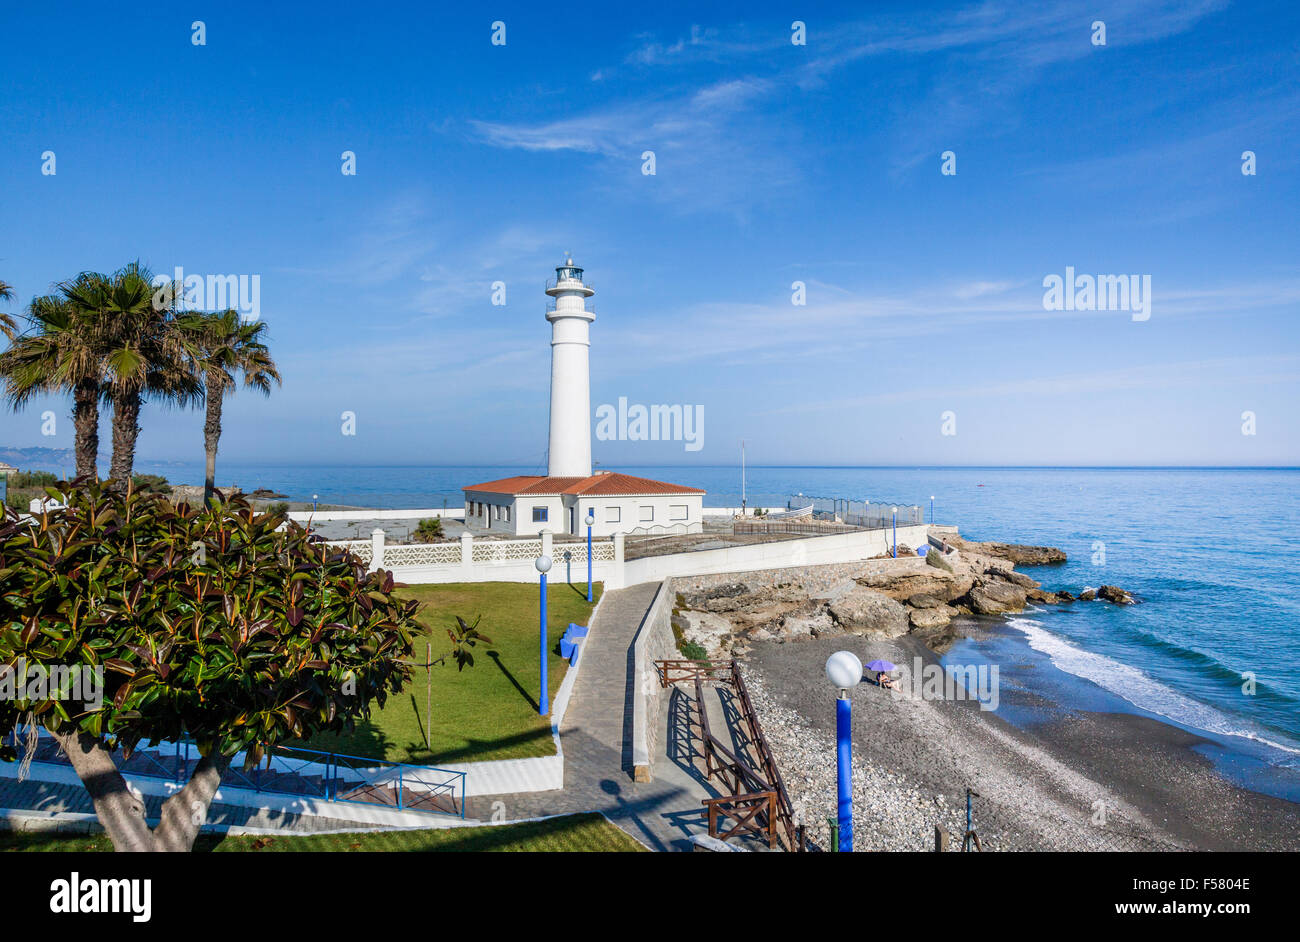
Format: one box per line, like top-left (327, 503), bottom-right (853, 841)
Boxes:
top-left (743, 632), bottom-right (1300, 852)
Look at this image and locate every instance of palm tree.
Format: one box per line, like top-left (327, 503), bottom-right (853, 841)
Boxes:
top-left (0, 283), bottom-right (107, 478)
top-left (179, 310), bottom-right (280, 504)
top-left (0, 279), bottom-right (17, 340)
top-left (62, 262), bottom-right (201, 488)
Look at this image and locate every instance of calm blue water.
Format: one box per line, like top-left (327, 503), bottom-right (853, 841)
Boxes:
top-left (121, 461), bottom-right (1300, 794)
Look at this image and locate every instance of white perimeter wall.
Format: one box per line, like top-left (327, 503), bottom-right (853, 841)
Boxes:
top-left (620, 524), bottom-right (931, 587)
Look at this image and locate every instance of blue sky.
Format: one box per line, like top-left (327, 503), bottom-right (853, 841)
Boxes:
top-left (1, 0), bottom-right (1297, 471)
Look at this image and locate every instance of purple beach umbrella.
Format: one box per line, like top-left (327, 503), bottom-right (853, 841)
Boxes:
top-left (865, 659), bottom-right (897, 672)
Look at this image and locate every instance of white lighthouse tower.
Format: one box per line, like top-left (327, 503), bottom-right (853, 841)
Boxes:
top-left (545, 256), bottom-right (595, 478)
top-left (461, 258), bottom-right (705, 538)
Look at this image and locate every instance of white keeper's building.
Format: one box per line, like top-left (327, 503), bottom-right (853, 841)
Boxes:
top-left (463, 258), bottom-right (705, 538)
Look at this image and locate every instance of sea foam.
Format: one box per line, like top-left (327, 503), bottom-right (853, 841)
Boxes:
top-left (1005, 617), bottom-right (1300, 758)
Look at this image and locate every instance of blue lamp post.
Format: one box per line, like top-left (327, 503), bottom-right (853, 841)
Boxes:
top-left (930, 495), bottom-right (935, 525)
top-left (891, 506), bottom-right (898, 558)
top-left (535, 554), bottom-right (552, 715)
top-left (312, 493), bottom-right (319, 514)
top-left (584, 511), bottom-right (595, 603)
top-left (824, 651), bottom-right (862, 852)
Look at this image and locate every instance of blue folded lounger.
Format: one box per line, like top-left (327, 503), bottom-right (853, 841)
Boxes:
top-left (559, 623), bottom-right (589, 665)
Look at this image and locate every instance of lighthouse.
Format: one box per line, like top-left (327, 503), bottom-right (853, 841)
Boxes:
top-left (545, 257), bottom-right (595, 478)
top-left (461, 258), bottom-right (704, 538)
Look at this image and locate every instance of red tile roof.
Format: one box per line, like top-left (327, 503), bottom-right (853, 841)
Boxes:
top-left (463, 471), bottom-right (705, 497)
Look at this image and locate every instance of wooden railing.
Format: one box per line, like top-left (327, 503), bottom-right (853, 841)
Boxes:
top-left (657, 657), bottom-right (805, 851)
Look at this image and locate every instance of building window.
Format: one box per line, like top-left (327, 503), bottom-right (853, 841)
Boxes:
top-left (639, 505), bottom-right (654, 522)
top-left (670, 504), bottom-right (688, 521)
top-left (605, 506), bottom-right (621, 523)
top-left (532, 506), bottom-right (548, 523)
top-left (504, 505), bottom-right (511, 522)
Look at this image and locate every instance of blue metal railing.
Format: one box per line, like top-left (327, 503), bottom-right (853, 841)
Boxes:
top-left (8, 729), bottom-right (467, 819)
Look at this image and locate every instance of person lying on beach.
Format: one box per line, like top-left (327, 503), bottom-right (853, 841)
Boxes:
top-left (877, 671), bottom-right (896, 689)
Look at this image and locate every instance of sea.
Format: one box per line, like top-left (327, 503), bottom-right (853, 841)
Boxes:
top-left (109, 462), bottom-right (1300, 802)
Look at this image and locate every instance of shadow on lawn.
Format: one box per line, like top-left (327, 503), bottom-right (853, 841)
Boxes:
top-left (486, 650), bottom-right (539, 712)
top-left (303, 716), bottom-right (398, 763)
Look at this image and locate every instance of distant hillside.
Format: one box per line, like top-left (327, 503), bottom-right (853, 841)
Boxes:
top-left (0, 446), bottom-right (78, 471)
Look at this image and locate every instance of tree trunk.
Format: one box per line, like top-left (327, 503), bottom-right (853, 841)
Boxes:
top-left (49, 727), bottom-right (155, 852)
top-left (109, 390), bottom-right (141, 490)
top-left (203, 372), bottom-right (223, 505)
top-left (154, 750), bottom-right (231, 851)
top-left (72, 379), bottom-right (100, 480)
top-left (49, 727), bottom-right (232, 852)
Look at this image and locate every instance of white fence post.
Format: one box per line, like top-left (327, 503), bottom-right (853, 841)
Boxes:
top-left (460, 532), bottom-right (473, 576)
top-left (610, 532), bottom-right (625, 590)
top-left (370, 528), bottom-right (385, 572)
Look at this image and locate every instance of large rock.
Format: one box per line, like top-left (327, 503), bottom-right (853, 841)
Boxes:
top-left (671, 610), bottom-right (733, 657)
top-left (770, 604), bottom-right (836, 642)
top-left (977, 542), bottom-right (1066, 566)
top-left (907, 593), bottom-right (946, 609)
top-left (1026, 587), bottom-right (1060, 604)
top-left (991, 567), bottom-right (1040, 590)
top-left (855, 571), bottom-right (973, 604)
top-left (966, 578), bottom-right (1028, 615)
top-left (1098, 584), bottom-right (1136, 605)
top-left (909, 605), bottom-right (956, 630)
top-left (827, 585), bottom-right (910, 638)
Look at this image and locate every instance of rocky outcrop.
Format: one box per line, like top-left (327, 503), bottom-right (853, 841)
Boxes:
top-left (909, 604), bottom-right (956, 631)
top-left (966, 578), bottom-right (1028, 615)
top-left (943, 535), bottom-right (1067, 566)
top-left (671, 610), bottom-right (733, 658)
top-left (826, 585), bottom-right (910, 638)
top-left (991, 567), bottom-right (1040, 590)
top-left (668, 529), bottom-right (1135, 657)
top-left (907, 593), bottom-right (946, 609)
top-left (855, 571), bottom-right (974, 604)
top-left (1098, 584), bottom-right (1136, 605)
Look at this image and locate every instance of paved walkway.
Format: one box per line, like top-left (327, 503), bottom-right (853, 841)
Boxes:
top-left (466, 581), bottom-right (721, 850)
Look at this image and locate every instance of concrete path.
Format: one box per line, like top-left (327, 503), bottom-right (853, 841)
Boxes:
top-left (466, 581), bottom-right (721, 850)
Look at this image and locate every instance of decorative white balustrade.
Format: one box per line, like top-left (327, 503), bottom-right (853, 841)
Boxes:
top-left (471, 539), bottom-right (543, 563)
top-left (326, 539), bottom-right (373, 565)
top-left (552, 541), bottom-right (616, 564)
top-left (383, 542), bottom-right (462, 567)
top-left (323, 530), bottom-right (622, 586)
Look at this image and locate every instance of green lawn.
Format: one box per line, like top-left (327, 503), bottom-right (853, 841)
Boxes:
top-left (0, 813), bottom-right (645, 853)
top-left (307, 581), bottom-right (601, 764)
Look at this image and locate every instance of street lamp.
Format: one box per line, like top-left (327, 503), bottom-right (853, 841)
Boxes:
top-left (312, 494), bottom-right (319, 513)
top-left (584, 511), bottom-right (595, 602)
top-left (535, 555), bottom-right (552, 715)
top-left (930, 495), bottom-right (935, 525)
top-left (824, 650), bottom-right (862, 852)
top-left (891, 506), bottom-right (898, 559)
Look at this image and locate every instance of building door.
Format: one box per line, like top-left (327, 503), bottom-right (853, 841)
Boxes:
top-left (569, 506), bottom-right (575, 534)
